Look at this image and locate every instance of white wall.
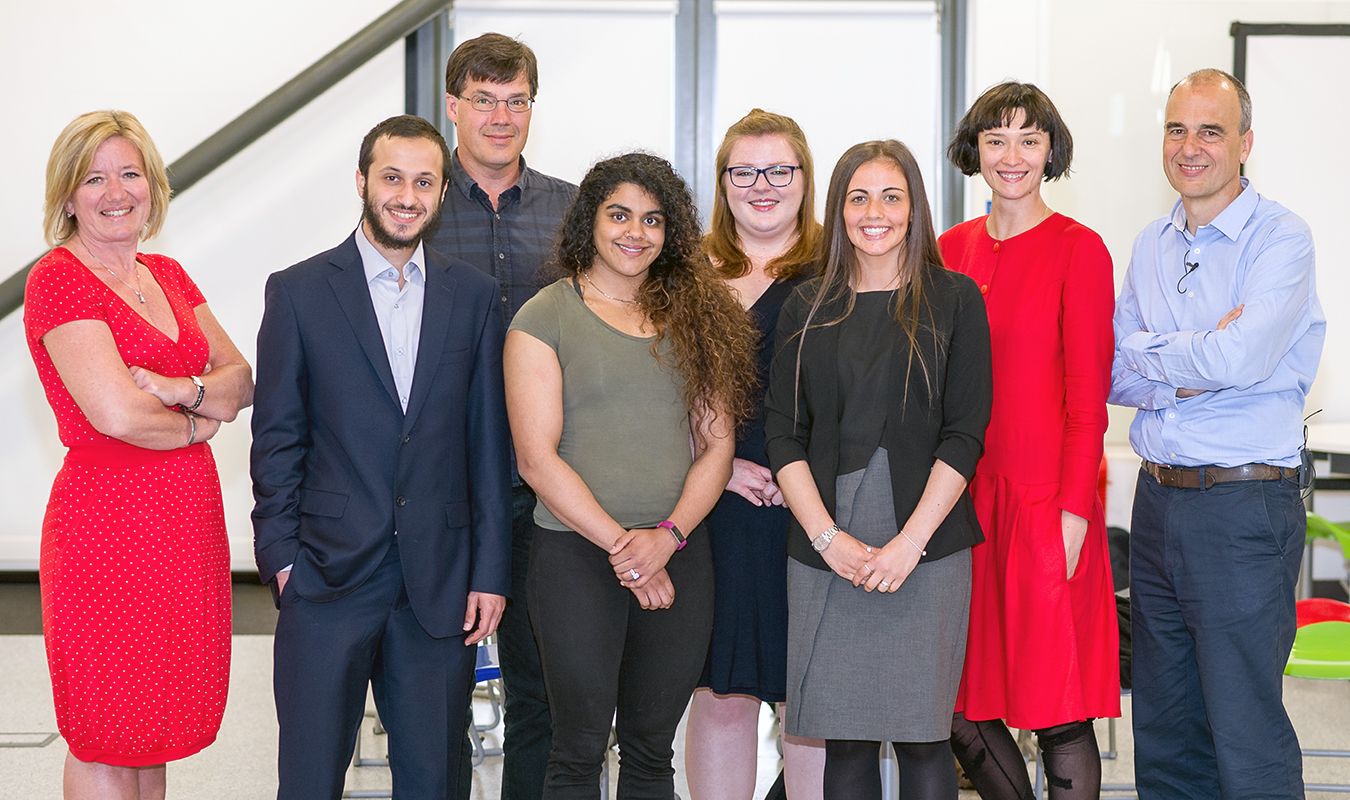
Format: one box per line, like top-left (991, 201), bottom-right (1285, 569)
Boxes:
top-left (965, 0), bottom-right (1350, 499)
top-left (1, 0), bottom-right (408, 569)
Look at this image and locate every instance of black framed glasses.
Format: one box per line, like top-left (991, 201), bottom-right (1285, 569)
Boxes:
top-left (724, 164), bottom-right (800, 188)
top-left (459, 94), bottom-right (534, 114)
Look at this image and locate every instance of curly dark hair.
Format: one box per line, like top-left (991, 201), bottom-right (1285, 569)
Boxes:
top-left (553, 152), bottom-right (757, 426)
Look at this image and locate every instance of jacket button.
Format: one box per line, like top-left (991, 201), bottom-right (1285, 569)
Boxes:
top-left (402, 434), bottom-right (411, 444)
top-left (396, 496), bottom-right (407, 507)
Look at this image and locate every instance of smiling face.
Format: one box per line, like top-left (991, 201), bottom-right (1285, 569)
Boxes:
top-left (445, 72), bottom-right (533, 180)
top-left (722, 134), bottom-right (806, 242)
top-left (356, 134), bottom-right (447, 252)
top-left (590, 182), bottom-right (666, 287)
top-left (978, 109), bottom-right (1050, 205)
top-left (1163, 79), bottom-right (1252, 228)
top-left (65, 136), bottom-right (151, 249)
top-left (843, 158), bottom-right (911, 271)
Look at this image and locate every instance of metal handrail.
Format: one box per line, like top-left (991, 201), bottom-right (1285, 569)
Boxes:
top-left (0, 0), bottom-right (450, 320)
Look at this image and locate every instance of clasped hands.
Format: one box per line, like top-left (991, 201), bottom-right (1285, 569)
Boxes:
top-left (820, 529), bottom-right (920, 594)
top-left (726, 458), bottom-right (786, 507)
top-left (609, 528), bottom-right (677, 610)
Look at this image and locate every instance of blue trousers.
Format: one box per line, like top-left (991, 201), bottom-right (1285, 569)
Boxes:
top-left (1129, 469), bottom-right (1305, 799)
top-left (274, 540), bottom-right (477, 800)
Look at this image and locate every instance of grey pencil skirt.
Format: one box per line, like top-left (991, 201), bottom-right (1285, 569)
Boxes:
top-left (785, 447), bottom-right (972, 742)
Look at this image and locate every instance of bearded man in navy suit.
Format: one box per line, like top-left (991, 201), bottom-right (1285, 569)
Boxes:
top-left (251, 114), bottom-right (511, 799)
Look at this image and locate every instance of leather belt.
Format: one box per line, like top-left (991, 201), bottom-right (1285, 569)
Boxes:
top-left (1141, 460), bottom-right (1298, 490)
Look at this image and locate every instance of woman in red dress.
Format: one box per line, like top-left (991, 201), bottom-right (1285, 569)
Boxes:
top-left (24, 110), bottom-right (253, 799)
top-left (939, 83), bottom-right (1119, 799)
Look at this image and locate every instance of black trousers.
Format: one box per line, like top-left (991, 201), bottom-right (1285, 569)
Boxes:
top-left (528, 524), bottom-right (714, 800)
top-left (274, 540), bottom-right (477, 799)
top-left (498, 484), bottom-right (553, 799)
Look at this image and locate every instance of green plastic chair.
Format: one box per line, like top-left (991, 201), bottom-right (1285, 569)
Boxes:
top-left (1285, 620), bottom-right (1350, 792)
top-left (1306, 513), bottom-right (1350, 559)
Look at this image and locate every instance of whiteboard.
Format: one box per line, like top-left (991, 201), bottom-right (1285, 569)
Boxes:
top-left (1241, 30), bottom-right (1350, 423)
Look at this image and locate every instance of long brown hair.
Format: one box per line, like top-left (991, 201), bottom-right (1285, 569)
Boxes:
top-left (795, 140), bottom-right (946, 406)
top-left (705, 109), bottom-right (821, 281)
top-left (553, 153), bottom-right (757, 425)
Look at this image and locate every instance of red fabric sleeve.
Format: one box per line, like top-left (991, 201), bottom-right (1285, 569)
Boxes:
top-left (23, 250), bottom-right (107, 343)
top-left (1057, 226), bottom-right (1115, 519)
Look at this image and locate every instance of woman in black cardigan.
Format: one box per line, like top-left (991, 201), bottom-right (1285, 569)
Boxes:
top-left (763, 140), bottom-right (992, 800)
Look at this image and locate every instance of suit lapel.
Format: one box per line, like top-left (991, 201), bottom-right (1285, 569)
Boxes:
top-left (328, 238), bottom-right (401, 409)
top-left (402, 254), bottom-right (458, 432)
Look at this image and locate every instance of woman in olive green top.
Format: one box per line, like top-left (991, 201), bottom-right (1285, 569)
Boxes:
top-left (504, 152), bottom-right (757, 799)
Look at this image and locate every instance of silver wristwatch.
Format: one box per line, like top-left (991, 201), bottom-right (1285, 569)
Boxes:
top-left (812, 524), bottom-right (841, 553)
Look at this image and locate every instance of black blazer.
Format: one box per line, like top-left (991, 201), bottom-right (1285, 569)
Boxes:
top-left (250, 233), bottom-right (511, 637)
top-left (763, 270), bottom-right (993, 571)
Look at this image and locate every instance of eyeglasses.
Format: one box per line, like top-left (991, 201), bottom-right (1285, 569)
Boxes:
top-left (724, 165), bottom-right (800, 188)
top-left (459, 94), bottom-right (534, 114)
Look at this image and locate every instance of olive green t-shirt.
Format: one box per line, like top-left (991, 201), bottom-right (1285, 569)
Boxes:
top-left (509, 278), bottom-right (692, 531)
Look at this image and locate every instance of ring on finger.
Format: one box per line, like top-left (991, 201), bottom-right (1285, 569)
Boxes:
top-left (863, 563), bottom-right (873, 574)
top-left (879, 579), bottom-right (891, 588)
top-left (629, 568), bottom-right (641, 581)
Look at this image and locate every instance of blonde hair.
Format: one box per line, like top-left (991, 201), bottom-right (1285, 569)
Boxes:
top-left (43, 110), bottom-right (171, 246)
top-left (705, 109), bottom-right (821, 281)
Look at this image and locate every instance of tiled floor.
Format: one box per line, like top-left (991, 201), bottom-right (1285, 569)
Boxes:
top-left (1, 632), bottom-right (1348, 798)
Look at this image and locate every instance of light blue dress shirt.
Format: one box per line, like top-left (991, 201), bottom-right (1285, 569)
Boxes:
top-left (355, 225), bottom-right (426, 413)
top-left (1109, 179), bottom-right (1325, 468)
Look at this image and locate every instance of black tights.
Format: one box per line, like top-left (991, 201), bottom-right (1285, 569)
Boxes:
top-left (824, 739), bottom-right (957, 800)
top-left (949, 714), bottom-right (1101, 800)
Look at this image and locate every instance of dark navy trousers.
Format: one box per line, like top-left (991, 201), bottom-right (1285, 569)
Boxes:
top-left (1129, 469), bottom-right (1305, 799)
top-left (274, 540), bottom-right (477, 799)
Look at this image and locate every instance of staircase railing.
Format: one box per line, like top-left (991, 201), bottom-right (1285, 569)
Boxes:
top-left (0, 0), bottom-right (451, 320)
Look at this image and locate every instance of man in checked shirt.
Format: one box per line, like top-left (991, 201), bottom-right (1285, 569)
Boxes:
top-left (429, 32), bottom-right (577, 800)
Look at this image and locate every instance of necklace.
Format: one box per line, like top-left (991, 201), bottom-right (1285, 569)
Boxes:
top-left (102, 262), bottom-right (148, 304)
top-left (581, 270), bottom-right (638, 306)
top-left (76, 241), bottom-right (147, 304)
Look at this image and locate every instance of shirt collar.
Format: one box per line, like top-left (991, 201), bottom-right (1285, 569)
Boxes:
top-left (355, 224), bottom-right (426, 285)
top-left (1164, 176), bottom-right (1257, 242)
top-left (450, 149), bottom-right (529, 201)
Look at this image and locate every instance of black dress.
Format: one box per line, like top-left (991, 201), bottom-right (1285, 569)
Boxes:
top-left (698, 279), bottom-right (798, 702)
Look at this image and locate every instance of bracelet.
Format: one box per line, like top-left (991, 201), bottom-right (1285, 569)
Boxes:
top-left (185, 375), bottom-right (205, 412)
top-left (657, 520), bottom-right (687, 551)
top-left (183, 410), bottom-right (198, 446)
top-left (899, 529), bottom-right (927, 557)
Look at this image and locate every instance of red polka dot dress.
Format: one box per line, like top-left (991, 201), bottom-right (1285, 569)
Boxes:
top-left (23, 247), bottom-right (231, 766)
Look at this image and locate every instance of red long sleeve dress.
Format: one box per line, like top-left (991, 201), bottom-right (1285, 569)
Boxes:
top-left (940, 213), bottom-right (1121, 729)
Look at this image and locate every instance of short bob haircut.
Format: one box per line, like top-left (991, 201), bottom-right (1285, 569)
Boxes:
top-left (947, 82), bottom-right (1073, 180)
top-left (705, 108), bottom-right (822, 282)
top-left (445, 32), bottom-right (539, 99)
top-left (44, 110), bottom-right (171, 247)
top-left (357, 114), bottom-right (453, 183)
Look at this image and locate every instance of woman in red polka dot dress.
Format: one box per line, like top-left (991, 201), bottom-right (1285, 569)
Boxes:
top-left (23, 110), bottom-right (254, 798)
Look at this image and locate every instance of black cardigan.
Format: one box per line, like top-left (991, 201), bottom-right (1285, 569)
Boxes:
top-left (763, 270), bottom-right (993, 571)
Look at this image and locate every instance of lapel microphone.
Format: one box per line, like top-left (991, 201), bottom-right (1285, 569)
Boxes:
top-left (1177, 249), bottom-right (1201, 294)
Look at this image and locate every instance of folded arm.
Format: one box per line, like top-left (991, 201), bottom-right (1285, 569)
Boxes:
top-left (1116, 229), bottom-right (1315, 392)
top-left (43, 319), bottom-right (221, 449)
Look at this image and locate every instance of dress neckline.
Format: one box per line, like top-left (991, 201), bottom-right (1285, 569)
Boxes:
top-left (55, 246), bottom-right (185, 346)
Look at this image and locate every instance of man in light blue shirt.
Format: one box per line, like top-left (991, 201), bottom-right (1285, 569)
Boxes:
top-left (1110, 68), bottom-right (1324, 799)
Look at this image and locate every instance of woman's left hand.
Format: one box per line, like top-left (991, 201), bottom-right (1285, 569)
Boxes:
top-left (610, 528), bottom-right (678, 589)
top-left (129, 365), bottom-right (188, 407)
top-left (1061, 511), bottom-right (1088, 580)
top-left (861, 536), bottom-right (923, 593)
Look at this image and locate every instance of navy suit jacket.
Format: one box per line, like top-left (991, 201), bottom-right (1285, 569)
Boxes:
top-left (250, 233), bottom-right (511, 637)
